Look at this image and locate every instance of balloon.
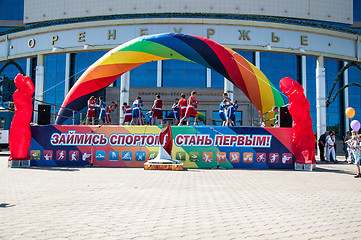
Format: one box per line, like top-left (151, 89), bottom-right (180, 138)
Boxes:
top-left (351, 120), bottom-right (360, 132)
top-left (345, 107), bottom-right (355, 119)
top-left (280, 77), bottom-right (315, 165)
top-left (9, 74), bottom-right (35, 160)
top-left (56, 33), bottom-right (284, 124)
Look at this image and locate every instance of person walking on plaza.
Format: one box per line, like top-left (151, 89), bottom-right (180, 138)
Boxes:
top-left (178, 93), bottom-right (187, 121)
top-left (219, 99), bottom-right (227, 126)
top-left (343, 131), bottom-right (351, 163)
top-left (318, 131), bottom-right (329, 162)
top-left (131, 96), bottom-right (142, 125)
top-left (172, 98), bottom-right (180, 125)
top-left (86, 96), bottom-right (97, 125)
top-left (179, 91), bottom-right (199, 126)
top-left (97, 96), bottom-right (106, 125)
top-left (326, 132), bottom-right (337, 163)
top-left (152, 94), bottom-right (163, 125)
top-left (122, 102), bottom-right (132, 125)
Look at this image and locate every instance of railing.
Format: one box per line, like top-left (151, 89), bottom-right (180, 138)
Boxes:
top-left (33, 99), bottom-right (84, 125)
top-left (259, 104), bottom-right (289, 127)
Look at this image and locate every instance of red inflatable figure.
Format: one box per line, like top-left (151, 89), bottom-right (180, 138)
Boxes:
top-left (280, 77), bottom-right (315, 165)
top-left (9, 74), bottom-right (35, 161)
top-left (159, 122), bottom-right (173, 155)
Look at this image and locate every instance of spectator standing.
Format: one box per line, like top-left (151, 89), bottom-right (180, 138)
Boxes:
top-left (318, 131), bottom-right (329, 162)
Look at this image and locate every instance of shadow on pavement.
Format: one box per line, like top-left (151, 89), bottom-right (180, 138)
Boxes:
top-left (314, 166), bottom-right (355, 175)
top-left (0, 203), bottom-right (15, 208)
top-left (28, 167), bottom-right (80, 172)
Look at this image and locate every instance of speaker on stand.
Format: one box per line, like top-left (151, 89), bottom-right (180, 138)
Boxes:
top-left (38, 104), bottom-right (51, 125)
top-left (279, 107), bottom-right (292, 128)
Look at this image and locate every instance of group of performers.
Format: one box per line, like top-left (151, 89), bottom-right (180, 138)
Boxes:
top-left (125, 91), bottom-right (201, 126)
top-left (86, 96), bottom-right (118, 125)
top-left (88, 91), bottom-right (239, 126)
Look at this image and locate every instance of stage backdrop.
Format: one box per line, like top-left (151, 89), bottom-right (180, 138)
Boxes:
top-left (29, 125), bottom-right (295, 169)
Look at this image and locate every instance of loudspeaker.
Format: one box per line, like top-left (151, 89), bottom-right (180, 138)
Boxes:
top-left (279, 107), bottom-right (292, 128)
top-left (38, 104), bottom-right (51, 125)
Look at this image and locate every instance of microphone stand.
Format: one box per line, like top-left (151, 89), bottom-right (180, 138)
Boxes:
top-left (87, 124), bottom-right (103, 166)
top-left (210, 127), bottom-right (226, 170)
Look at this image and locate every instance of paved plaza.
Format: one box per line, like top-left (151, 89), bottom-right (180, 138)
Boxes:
top-left (1, 153), bottom-right (361, 240)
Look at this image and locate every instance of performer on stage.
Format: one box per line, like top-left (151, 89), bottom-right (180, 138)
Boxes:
top-left (179, 91), bottom-right (199, 126)
top-left (178, 93), bottom-right (187, 120)
top-left (131, 96), bottom-right (142, 125)
top-left (172, 98), bottom-right (180, 125)
top-left (121, 102), bottom-right (132, 125)
top-left (231, 100), bottom-right (238, 126)
top-left (223, 93), bottom-right (234, 126)
top-left (146, 110), bottom-right (154, 125)
top-left (326, 132), bottom-right (337, 163)
top-left (86, 96), bottom-right (97, 125)
top-left (219, 99), bottom-right (227, 126)
top-left (97, 96), bottom-right (106, 125)
top-left (152, 94), bottom-right (163, 125)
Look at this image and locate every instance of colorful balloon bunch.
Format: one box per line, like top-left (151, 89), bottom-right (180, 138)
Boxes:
top-left (346, 107), bottom-right (360, 132)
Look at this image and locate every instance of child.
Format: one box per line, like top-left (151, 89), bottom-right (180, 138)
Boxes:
top-left (231, 100), bottom-right (238, 126)
top-left (122, 102), bottom-right (132, 125)
top-left (152, 94), bottom-right (163, 125)
top-left (178, 93), bottom-right (187, 120)
top-left (219, 99), bottom-right (227, 126)
top-left (179, 91), bottom-right (199, 126)
top-left (97, 96), bottom-right (106, 125)
top-left (326, 132), bottom-right (336, 163)
top-left (172, 98), bottom-right (180, 126)
top-left (223, 93), bottom-right (234, 126)
top-left (86, 96), bottom-right (97, 125)
top-left (131, 96), bottom-right (142, 125)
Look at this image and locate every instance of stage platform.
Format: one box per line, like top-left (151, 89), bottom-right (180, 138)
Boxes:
top-left (28, 125), bottom-right (295, 169)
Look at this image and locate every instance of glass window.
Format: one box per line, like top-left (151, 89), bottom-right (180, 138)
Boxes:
top-left (348, 65), bottom-right (361, 123)
top-left (306, 56), bottom-right (317, 131)
top-left (325, 58), bottom-right (342, 135)
top-left (163, 60), bottom-right (206, 87)
top-left (130, 62), bottom-right (157, 87)
top-left (1, 0), bottom-right (24, 21)
top-left (260, 52), bottom-right (301, 105)
top-left (0, 59), bottom-right (26, 104)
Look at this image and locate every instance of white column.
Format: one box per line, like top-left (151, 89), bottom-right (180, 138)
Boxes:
top-left (224, 78), bottom-right (234, 100)
top-left (255, 51), bottom-right (260, 69)
top-left (302, 56), bottom-right (307, 97)
top-left (157, 60), bottom-right (162, 87)
top-left (33, 54), bottom-right (45, 123)
top-left (119, 71), bottom-right (130, 124)
top-left (344, 61), bottom-right (350, 132)
top-left (206, 68), bottom-right (211, 87)
top-left (316, 56), bottom-right (326, 142)
top-left (26, 58), bottom-right (31, 77)
top-left (64, 53), bottom-right (71, 97)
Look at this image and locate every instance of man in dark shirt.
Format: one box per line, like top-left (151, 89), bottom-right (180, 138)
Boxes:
top-left (318, 131), bottom-right (329, 162)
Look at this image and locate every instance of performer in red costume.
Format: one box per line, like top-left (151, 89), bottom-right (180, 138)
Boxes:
top-left (178, 91), bottom-right (199, 126)
top-left (152, 94), bottom-right (163, 125)
top-left (86, 96), bottom-right (97, 125)
top-left (122, 102), bottom-right (132, 125)
top-left (9, 74), bottom-right (35, 161)
top-left (178, 93), bottom-right (187, 119)
top-left (105, 101), bottom-right (118, 124)
top-left (280, 77), bottom-right (315, 166)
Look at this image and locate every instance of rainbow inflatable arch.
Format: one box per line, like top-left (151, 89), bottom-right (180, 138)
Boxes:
top-left (56, 33), bottom-right (284, 124)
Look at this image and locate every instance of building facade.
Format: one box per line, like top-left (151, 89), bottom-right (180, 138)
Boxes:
top-left (1, 0), bottom-right (361, 140)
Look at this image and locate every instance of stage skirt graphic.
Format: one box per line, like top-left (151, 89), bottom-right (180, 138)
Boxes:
top-left (29, 125), bottom-right (295, 169)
